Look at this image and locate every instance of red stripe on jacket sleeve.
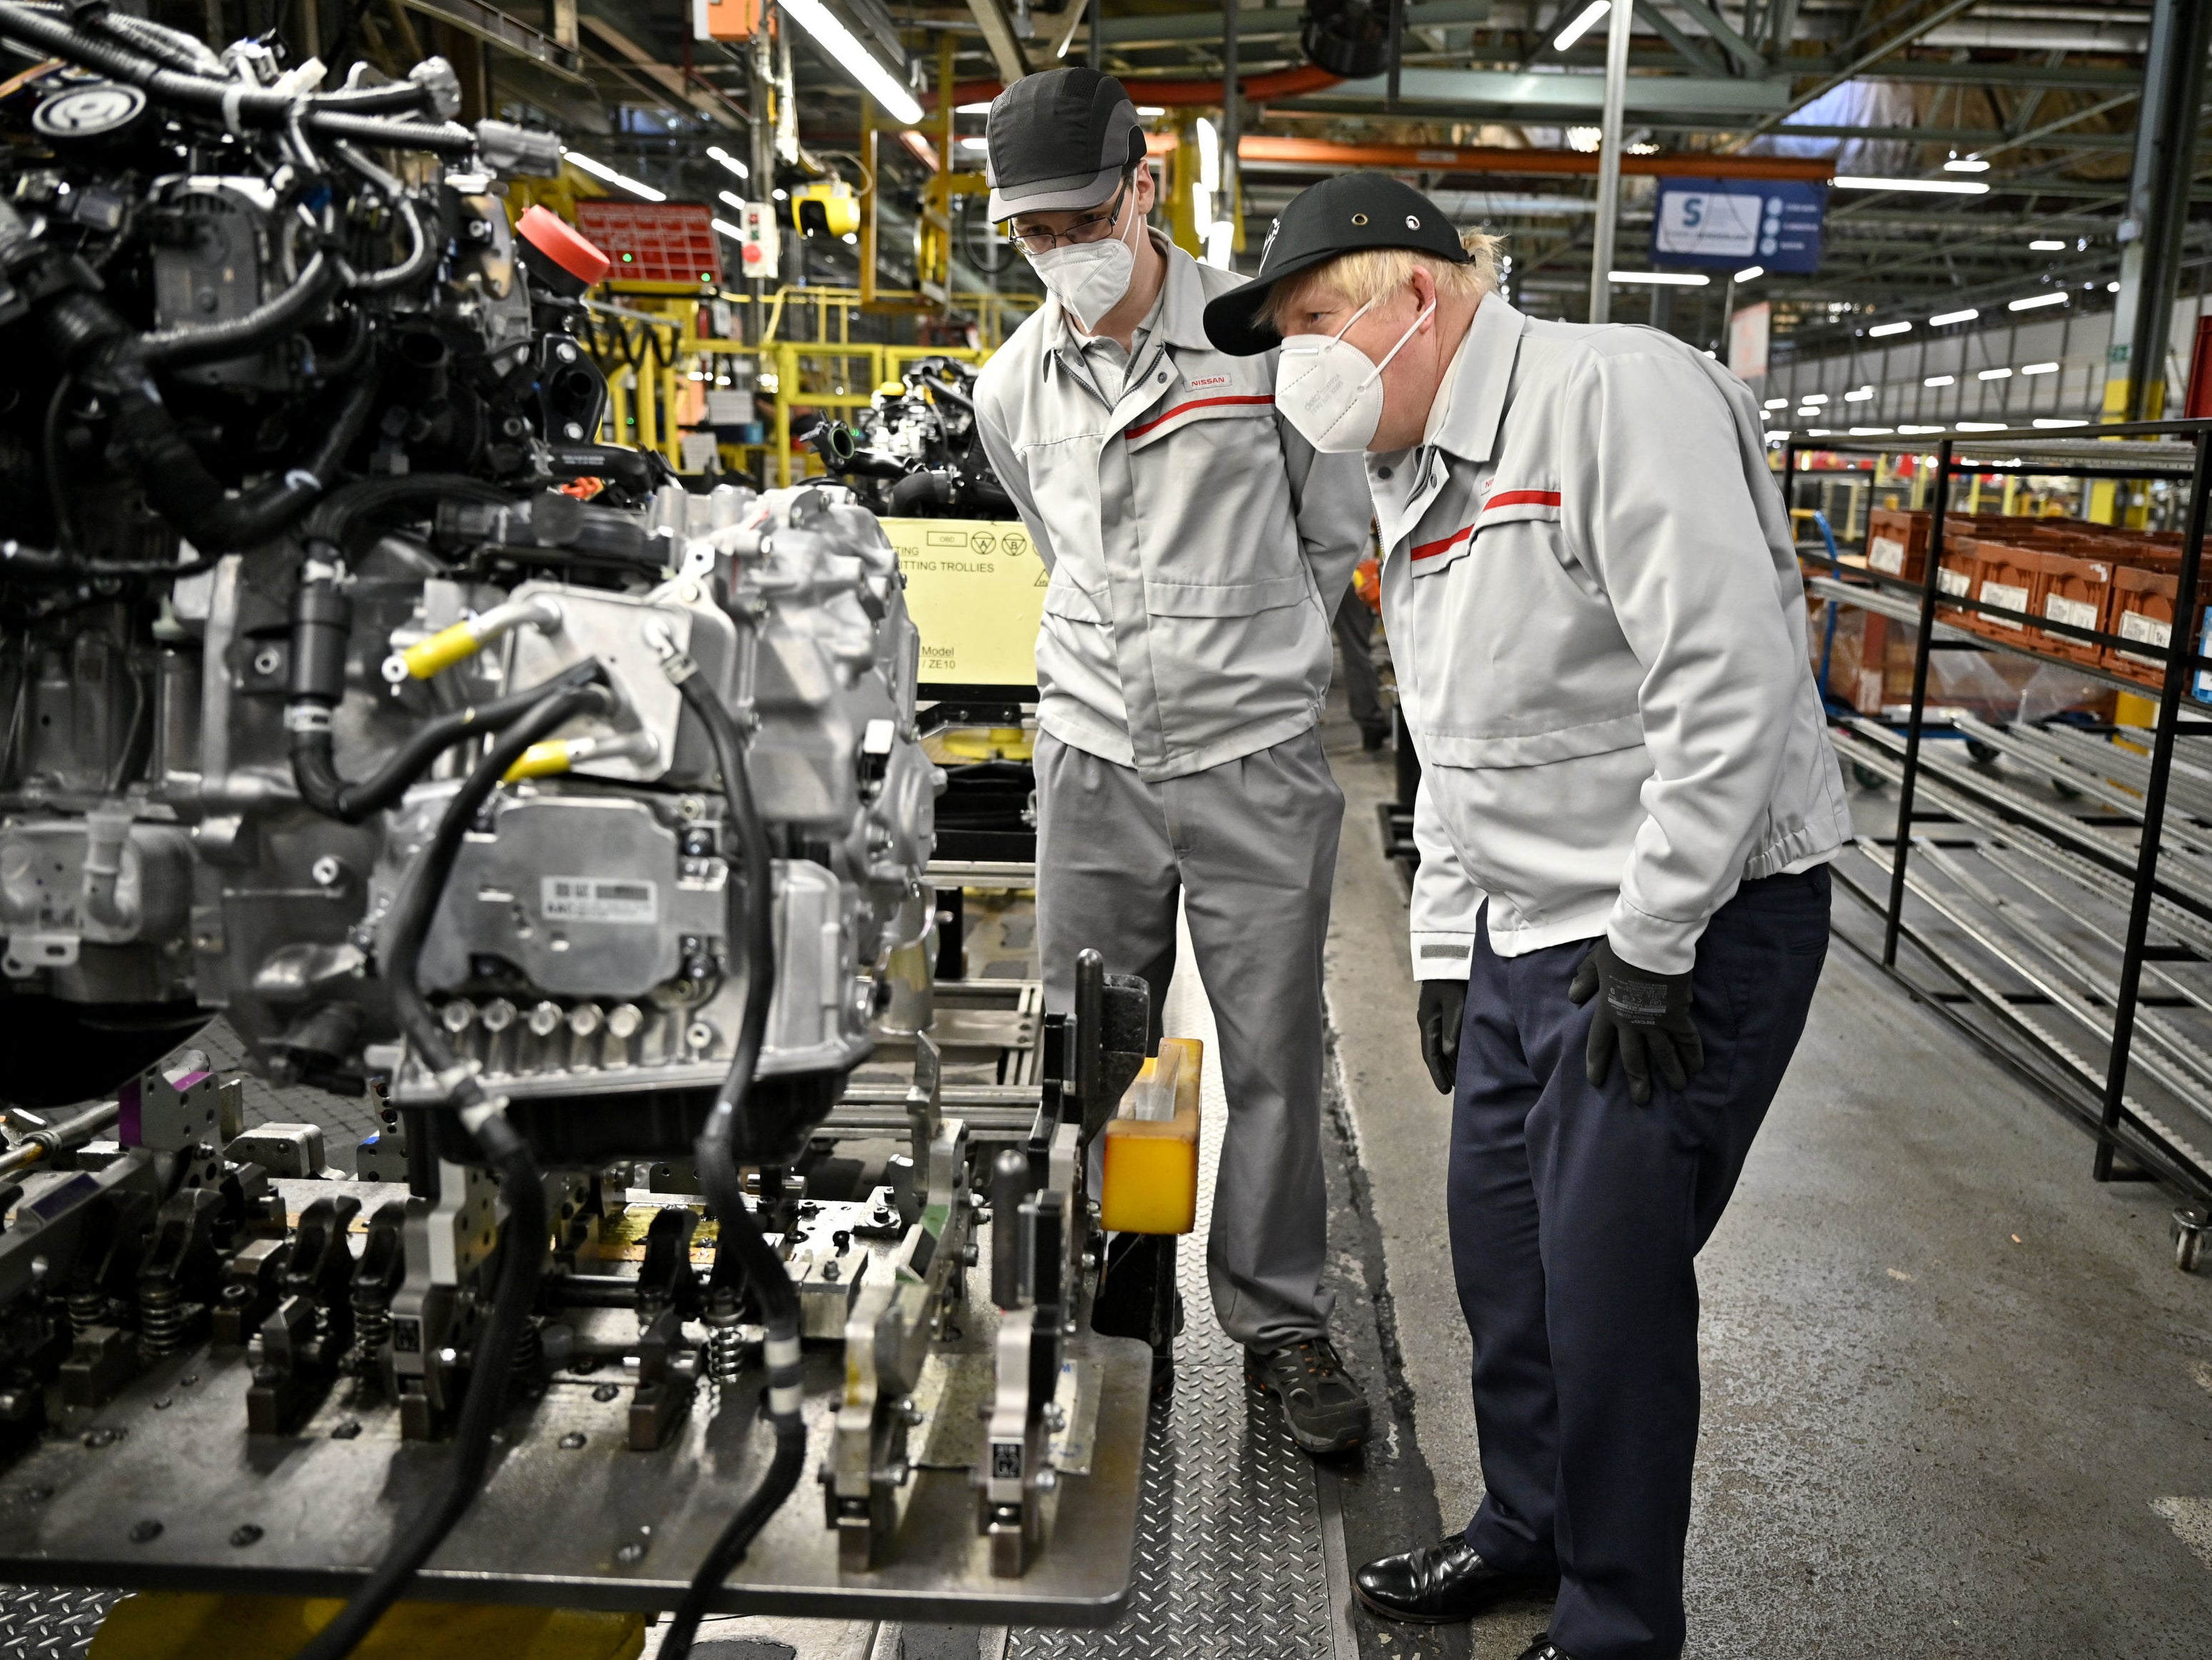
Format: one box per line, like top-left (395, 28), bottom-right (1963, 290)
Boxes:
top-left (1124, 393), bottom-right (1276, 439)
top-left (1482, 489), bottom-right (1562, 512)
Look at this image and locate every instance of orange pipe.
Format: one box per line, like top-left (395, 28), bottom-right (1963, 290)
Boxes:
top-left (1236, 135), bottom-right (1836, 181)
top-left (937, 64), bottom-right (1345, 111)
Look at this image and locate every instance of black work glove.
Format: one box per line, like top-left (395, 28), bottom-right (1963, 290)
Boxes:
top-left (1417, 979), bottom-right (1467, 1095)
top-left (1567, 937), bottom-right (1704, 1105)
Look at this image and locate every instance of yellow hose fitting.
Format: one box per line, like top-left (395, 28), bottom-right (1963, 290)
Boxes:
top-left (503, 740), bottom-right (576, 783)
top-left (399, 620), bottom-right (485, 680)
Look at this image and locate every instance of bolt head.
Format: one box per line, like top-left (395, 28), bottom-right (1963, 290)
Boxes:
top-left (229, 1524), bottom-right (264, 1547)
top-left (128, 1519), bottom-right (163, 1544)
top-left (310, 855), bottom-right (344, 887)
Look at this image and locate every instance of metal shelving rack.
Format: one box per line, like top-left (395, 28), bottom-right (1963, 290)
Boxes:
top-left (1784, 420), bottom-right (2212, 1222)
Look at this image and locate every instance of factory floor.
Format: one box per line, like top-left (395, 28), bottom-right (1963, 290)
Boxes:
top-left (16, 691), bottom-right (2212, 1660)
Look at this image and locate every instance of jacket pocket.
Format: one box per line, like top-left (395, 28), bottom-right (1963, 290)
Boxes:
top-left (1144, 575), bottom-right (1311, 618)
top-left (1420, 712), bottom-right (1645, 770)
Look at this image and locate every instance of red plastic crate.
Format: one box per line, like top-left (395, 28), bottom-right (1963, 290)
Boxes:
top-left (572, 201), bottom-right (722, 286)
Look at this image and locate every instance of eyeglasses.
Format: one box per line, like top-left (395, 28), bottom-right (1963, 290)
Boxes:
top-left (1007, 176), bottom-right (1132, 256)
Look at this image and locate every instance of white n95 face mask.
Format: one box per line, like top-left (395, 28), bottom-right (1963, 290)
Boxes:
top-left (1275, 296), bottom-right (1436, 453)
top-left (1027, 196), bottom-right (1138, 333)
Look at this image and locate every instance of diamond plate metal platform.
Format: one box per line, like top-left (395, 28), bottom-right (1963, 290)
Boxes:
top-left (0, 1584), bottom-right (115, 1659)
top-left (1009, 957), bottom-right (1346, 1660)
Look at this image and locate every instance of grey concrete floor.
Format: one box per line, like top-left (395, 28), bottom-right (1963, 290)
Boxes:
top-left (1323, 710), bottom-right (2212, 1659)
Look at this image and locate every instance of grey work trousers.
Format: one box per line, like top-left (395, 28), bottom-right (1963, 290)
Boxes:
top-left (1333, 589), bottom-right (1387, 740)
top-left (1034, 728), bottom-right (1344, 1350)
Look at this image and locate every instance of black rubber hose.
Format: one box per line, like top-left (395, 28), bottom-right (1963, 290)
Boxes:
top-left (286, 681), bottom-right (609, 1660)
top-left (298, 474), bottom-right (515, 567)
top-left (43, 297), bottom-right (378, 557)
top-left (291, 660), bottom-right (606, 823)
top-left (0, 4), bottom-right (469, 147)
top-left (656, 670), bottom-right (802, 1660)
top-left (332, 145), bottom-right (436, 295)
top-left (136, 248), bottom-right (341, 367)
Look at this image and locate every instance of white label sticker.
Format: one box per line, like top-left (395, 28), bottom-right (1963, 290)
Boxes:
top-left (2120, 608), bottom-right (2171, 666)
top-left (1869, 535), bottom-right (1908, 575)
top-left (1979, 579), bottom-right (2029, 629)
top-left (1938, 568), bottom-right (1971, 598)
top-left (541, 877), bottom-right (658, 925)
top-left (2045, 595), bottom-right (2097, 631)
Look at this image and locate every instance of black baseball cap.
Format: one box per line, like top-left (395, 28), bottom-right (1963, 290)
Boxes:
top-left (985, 69), bottom-right (1148, 222)
top-left (1203, 173), bottom-right (1470, 355)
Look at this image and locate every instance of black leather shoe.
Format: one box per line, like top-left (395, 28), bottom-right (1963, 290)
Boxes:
top-left (1353, 1535), bottom-right (1558, 1624)
top-left (1515, 1634), bottom-right (1574, 1660)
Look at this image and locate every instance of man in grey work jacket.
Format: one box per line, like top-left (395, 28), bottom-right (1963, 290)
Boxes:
top-left (972, 70), bottom-right (1375, 1453)
top-left (1205, 174), bottom-right (1852, 1659)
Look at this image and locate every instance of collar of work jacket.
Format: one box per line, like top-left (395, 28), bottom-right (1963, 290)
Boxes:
top-left (1367, 291), bottom-right (1522, 556)
top-left (1037, 229), bottom-right (1224, 403)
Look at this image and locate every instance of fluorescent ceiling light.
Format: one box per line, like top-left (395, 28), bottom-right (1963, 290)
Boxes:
top-left (1849, 427), bottom-right (1894, 436)
top-left (705, 144), bottom-right (749, 181)
top-left (1553, 1), bottom-right (1609, 51)
top-left (1764, 431), bottom-right (1790, 442)
top-left (1844, 388), bottom-right (1874, 402)
top-left (1806, 428), bottom-right (1832, 437)
top-left (1734, 265), bottom-right (1763, 283)
top-left (719, 189), bottom-right (744, 211)
top-left (1609, 270), bottom-right (1709, 286)
top-left (2034, 418), bottom-right (2090, 429)
top-left (956, 136), bottom-right (987, 151)
top-left (2108, 280), bottom-right (2121, 292)
top-left (1204, 221), bottom-right (1233, 270)
top-left (1956, 421), bottom-right (2006, 432)
top-left (779, 0), bottom-right (924, 125)
top-left (2009, 291), bottom-right (2069, 311)
top-left (1943, 156), bottom-right (1990, 173)
top-left (2028, 238), bottom-right (2065, 251)
top-left (1800, 393), bottom-right (1829, 406)
top-left (955, 101), bottom-right (994, 114)
top-left (1196, 117), bottom-right (1221, 193)
top-left (1929, 308), bottom-right (1979, 326)
top-left (1979, 367), bottom-right (2013, 381)
top-left (1868, 321), bottom-right (1912, 338)
top-left (712, 218), bottom-right (744, 241)
top-left (1925, 375), bottom-right (1955, 387)
top-left (1897, 424), bottom-right (1945, 435)
top-left (2021, 361), bottom-right (2059, 376)
top-left (1832, 175), bottom-right (1990, 196)
top-left (563, 149), bottom-right (666, 202)
top-left (1763, 398), bottom-right (1789, 411)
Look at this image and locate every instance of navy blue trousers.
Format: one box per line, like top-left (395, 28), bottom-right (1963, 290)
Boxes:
top-left (1450, 867), bottom-right (1830, 1660)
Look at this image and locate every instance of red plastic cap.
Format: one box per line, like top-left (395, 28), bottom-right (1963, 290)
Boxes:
top-left (516, 204), bottom-right (611, 288)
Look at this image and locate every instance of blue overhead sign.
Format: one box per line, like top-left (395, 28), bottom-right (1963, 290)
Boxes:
top-left (1649, 178), bottom-right (1826, 275)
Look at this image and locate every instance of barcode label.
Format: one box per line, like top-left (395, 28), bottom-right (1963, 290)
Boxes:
top-left (541, 877), bottom-right (658, 925)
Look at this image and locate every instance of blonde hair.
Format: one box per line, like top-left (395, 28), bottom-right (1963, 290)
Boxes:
top-left (1261, 226), bottom-right (1503, 335)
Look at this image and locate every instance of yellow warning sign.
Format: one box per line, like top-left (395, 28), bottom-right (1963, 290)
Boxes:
top-left (880, 517), bottom-right (1047, 689)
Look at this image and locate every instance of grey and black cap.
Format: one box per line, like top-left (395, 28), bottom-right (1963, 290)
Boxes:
top-left (1203, 173), bottom-right (1470, 356)
top-left (985, 68), bottom-right (1147, 222)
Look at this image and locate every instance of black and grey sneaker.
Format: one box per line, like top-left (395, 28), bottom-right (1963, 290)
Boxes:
top-left (1515, 1634), bottom-right (1573, 1660)
top-left (1245, 1335), bottom-right (1370, 1454)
